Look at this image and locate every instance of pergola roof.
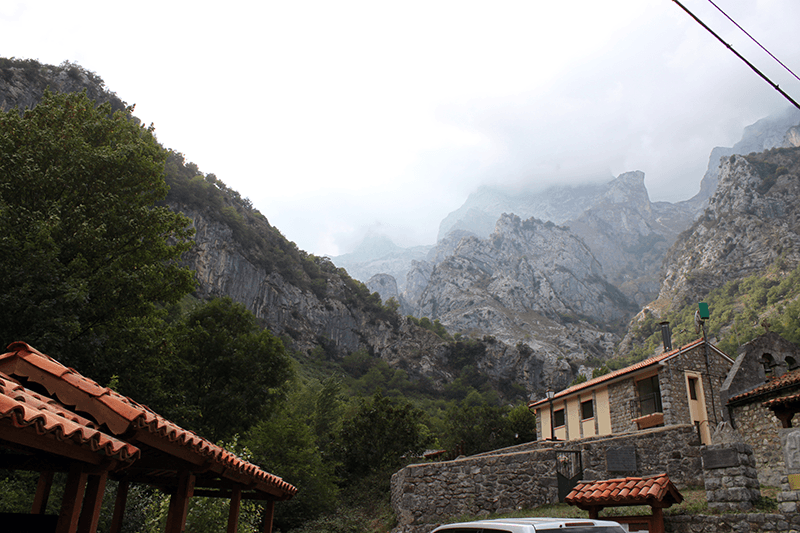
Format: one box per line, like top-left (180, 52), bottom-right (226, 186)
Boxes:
top-left (0, 341), bottom-right (296, 533)
top-left (0, 371), bottom-right (140, 464)
top-left (565, 473), bottom-right (683, 509)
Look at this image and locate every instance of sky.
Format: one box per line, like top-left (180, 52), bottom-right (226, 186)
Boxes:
top-left (3, 1), bottom-right (800, 256)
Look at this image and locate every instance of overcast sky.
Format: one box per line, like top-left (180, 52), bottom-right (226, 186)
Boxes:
top-left (3, 1), bottom-right (800, 256)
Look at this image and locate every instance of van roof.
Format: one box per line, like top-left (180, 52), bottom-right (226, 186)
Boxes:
top-left (433, 517), bottom-right (623, 531)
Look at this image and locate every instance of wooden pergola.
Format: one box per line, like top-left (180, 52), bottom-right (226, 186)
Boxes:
top-left (565, 474), bottom-right (682, 533)
top-left (0, 342), bottom-right (297, 533)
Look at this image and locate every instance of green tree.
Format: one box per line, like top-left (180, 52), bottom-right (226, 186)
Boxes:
top-left (335, 391), bottom-right (433, 486)
top-left (0, 90), bottom-right (195, 377)
top-left (168, 297), bottom-right (293, 441)
top-left (245, 404), bottom-right (340, 532)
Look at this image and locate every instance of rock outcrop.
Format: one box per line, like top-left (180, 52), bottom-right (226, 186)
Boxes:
top-left (656, 147), bottom-right (800, 310)
top-left (412, 214), bottom-right (629, 371)
top-left (0, 58), bottom-right (126, 113)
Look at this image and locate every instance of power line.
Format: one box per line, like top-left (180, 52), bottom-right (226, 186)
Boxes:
top-left (706, 0), bottom-right (800, 84)
top-left (671, 0), bottom-right (800, 111)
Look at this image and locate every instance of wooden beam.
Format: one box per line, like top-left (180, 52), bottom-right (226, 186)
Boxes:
top-left (78, 471), bottom-right (108, 533)
top-left (227, 488), bottom-right (242, 533)
top-left (165, 471), bottom-right (195, 533)
top-left (110, 480), bottom-right (130, 533)
top-left (56, 463), bottom-right (89, 533)
top-left (32, 470), bottom-right (54, 514)
top-left (262, 500), bottom-right (275, 533)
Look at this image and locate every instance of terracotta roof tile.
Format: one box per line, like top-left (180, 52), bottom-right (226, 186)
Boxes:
top-left (0, 342), bottom-right (298, 499)
top-left (565, 474), bottom-right (683, 509)
top-left (762, 391), bottom-right (800, 409)
top-left (730, 369), bottom-right (800, 403)
top-left (0, 373), bottom-right (140, 463)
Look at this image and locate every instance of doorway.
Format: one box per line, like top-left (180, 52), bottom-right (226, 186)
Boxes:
top-left (685, 371), bottom-right (711, 444)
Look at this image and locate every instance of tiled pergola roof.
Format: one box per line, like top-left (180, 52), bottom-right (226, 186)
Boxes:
top-left (0, 341), bottom-right (296, 533)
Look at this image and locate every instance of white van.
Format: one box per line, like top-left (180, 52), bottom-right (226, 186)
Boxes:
top-left (430, 518), bottom-right (626, 533)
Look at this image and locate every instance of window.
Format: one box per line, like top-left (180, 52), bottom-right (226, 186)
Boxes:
top-left (581, 399), bottom-right (594, 420)
top-left (553, 408), bottom-right (565, 428)
top-left (636, 375), bottom-right (662, 416)
top-left (688, 377), bottom-right (698, 400)
top-left (761, 353), bottom-right (777, 377)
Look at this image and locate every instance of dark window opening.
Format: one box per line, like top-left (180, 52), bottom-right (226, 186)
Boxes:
top-left (636, 375), bottom-right (662, 416)
top-left (581, 399), bottom-right (594, 420)
top-left (553, 408), bottom-right (565, 428)
top-left (761, 353), bottom-right (777, 377)
top-left (688, 377), bottom-right (698, 400)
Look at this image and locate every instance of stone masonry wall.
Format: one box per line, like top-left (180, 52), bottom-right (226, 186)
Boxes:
top-left (731, 396), bottom-right (786, 487)
top-left (665, 513), bottom-right (799, 532)
top-left (659, 344), bottom-right (731, 431)
top-left (391, 425), bottom-right (702, 533)
top-left (607, 377), bottom-right (635, 433)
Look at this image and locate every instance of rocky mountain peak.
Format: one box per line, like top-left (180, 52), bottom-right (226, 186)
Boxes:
top-left (656, 146), bottom-right (800, 310)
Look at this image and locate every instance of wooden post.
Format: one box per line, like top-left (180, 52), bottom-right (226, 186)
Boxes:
top-left (57, 463), bottom-right (89, 533)
top-left (32, 471), bottom-right (55, 514)
top-left (227, 488), bottom-right (242, 533)
top-left (78, 471), bottom-right (108, 533)
top-left (652, 506), bottom-right (664, 533)
top-left (165, 471), bottom-right (195, 533)
top-left (261, 500), bottom-right (275, 533)
top-left (110, 480), bottom-right (130, 533)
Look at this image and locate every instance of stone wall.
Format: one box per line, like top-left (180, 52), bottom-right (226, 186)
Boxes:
top-left (731, 394), bottom-right (786, 486)
top-left (391, 425), bottom-right (702, 533)
top-left (702, 443), bottom-right (761, 511)
top-left (659, 343), bottom-right (731, 431)
top-left (607, 377), bottom-right (635, 433)
top-left (665, 513), bottom-right (798, 532)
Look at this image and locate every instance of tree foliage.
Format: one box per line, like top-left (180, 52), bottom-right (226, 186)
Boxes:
top-left (166, 297), bottom-right (292, 441)
top-left (334, 391), bottom-right (433, 486)
top-left (0, 90), bottom-right (195, 375)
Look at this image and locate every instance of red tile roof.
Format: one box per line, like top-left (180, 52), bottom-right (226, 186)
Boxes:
top-left (0, 342), bottom-right (297, 500)
top-left (529, 338), bottom-right (728, 409)
top-left (0, 372), bottom-right (140, 464)
top-left (565, 474), bottom-right (683, 509)
top-left (762, 390), bottom-right (800, 409)
top-left (729, 368), bottom-right (800, 403)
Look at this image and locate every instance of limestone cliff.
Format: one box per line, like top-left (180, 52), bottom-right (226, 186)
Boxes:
top-left (411, 214), bottom-right (629, 371)
top-left (656, 147), bottom-right (800, 310)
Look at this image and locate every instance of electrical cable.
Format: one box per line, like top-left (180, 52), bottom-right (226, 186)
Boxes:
top-left (706, 0), bottom-right (800, 84)
top-left (671, 0), bottom-right (800, 111)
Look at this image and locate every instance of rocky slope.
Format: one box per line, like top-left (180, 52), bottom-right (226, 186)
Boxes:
top-left (176, 199), bottom-right (582, 393)
top-left (0, 58), bottom-right (125, 113)
top-left (686, 106), bottom-right (800, 212)
top-left (655, 147), bottom-right (800, 310)
top-left (413, 214), bottom-right (630, 362)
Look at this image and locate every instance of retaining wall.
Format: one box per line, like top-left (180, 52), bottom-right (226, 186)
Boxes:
top-left (391, 425), bottom-right (703, 532)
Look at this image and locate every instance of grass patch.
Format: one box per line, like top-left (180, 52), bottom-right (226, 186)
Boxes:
top-left (446, 486), bottom-right (780, 525)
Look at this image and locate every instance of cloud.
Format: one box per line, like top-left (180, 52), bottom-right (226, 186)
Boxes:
top-left (3, 0), bottom-right (800, 256)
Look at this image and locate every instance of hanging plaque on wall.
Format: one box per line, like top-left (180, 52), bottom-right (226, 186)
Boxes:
top-left (606, 446), bottom-right (637, 472)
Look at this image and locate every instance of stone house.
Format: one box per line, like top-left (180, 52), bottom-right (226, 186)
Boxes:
top-left (529, 338), bottom-right (734, 445)
top-left (723, 332), bottom-right (800, 486)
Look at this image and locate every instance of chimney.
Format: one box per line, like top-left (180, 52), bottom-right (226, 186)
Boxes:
top-left (660, 321), bottom-right (672, 352)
